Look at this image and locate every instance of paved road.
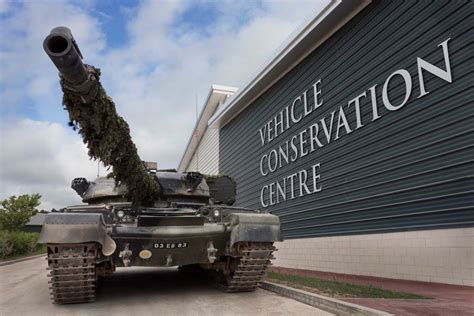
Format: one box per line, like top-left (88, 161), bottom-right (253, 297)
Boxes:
top-left (1, 257), bottom-right (332, 316)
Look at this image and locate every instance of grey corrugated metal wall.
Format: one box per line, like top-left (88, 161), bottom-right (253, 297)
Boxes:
top-left (219, 0), bottom-right (474, 238)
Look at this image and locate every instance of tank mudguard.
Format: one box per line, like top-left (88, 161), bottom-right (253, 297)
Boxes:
top-left (38, 213), bottom-right (116, 256)
top-left (229, 213), bottom-right (282, 247)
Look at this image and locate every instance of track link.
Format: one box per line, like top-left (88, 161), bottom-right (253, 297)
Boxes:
top-left (46, 243), bottom-right (98, 304)
top-left (222, 242), bottom-right (276, 292)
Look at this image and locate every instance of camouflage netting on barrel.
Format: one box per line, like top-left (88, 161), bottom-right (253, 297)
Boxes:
top-left (61, 66), bottom-right (160, 205)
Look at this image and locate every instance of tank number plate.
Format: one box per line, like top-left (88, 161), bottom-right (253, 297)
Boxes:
top-left (154, 242), bottom-right (188, 249)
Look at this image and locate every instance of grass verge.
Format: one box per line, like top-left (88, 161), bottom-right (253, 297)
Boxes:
top-left (266, 271), bottom-right (429, 299)
top-left (0, 246), bottom-right (46, 262)
top-left (0, 230), bottom-right (46, 261)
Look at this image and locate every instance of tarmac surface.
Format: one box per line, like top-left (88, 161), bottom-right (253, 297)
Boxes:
top-left (0, 257), bottom-right (332, 316)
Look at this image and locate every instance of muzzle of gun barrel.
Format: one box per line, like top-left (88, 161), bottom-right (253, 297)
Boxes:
top-left (43, 26), bottom-right (88, 85)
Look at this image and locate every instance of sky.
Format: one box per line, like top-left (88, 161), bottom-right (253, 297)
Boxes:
top-left (0, 0), bottom-right (329, 210)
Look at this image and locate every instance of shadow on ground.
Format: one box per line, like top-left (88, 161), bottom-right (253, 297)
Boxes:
top-left (96, 267), bottom-right (216, 301)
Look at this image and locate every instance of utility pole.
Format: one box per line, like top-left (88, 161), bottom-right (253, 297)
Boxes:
top-left (195, 94), bottom-right (199, 172)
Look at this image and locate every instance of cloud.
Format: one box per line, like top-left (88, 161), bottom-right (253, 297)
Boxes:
top-left (0, 0), bottom-right (105, 119)
top-left (0, 119), bottom-right (108, 210)
top-left (0, 0), bottom-right (12, 14)
top-left (0, 0), bottom-right (329, 209)
top-left (97, 0), bottom-right (329, 165)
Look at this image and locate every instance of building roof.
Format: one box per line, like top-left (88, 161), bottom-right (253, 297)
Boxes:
top-left (209, 0), bottom-right (371, 128)
top-left (177, 84), bottom-right (238, 172)
top-left (25, 214), bottom-right (47, 226)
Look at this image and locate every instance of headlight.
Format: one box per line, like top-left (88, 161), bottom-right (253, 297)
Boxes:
top-left (117, 210), bottom-right (125, 218)
top-left (213, 209), bottom-right (220, 218)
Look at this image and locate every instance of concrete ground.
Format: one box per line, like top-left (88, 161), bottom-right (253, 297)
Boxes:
top-left (0, 257), bottom-right (332, 316)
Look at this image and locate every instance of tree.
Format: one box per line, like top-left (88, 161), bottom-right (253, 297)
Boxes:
top-left (0, 194), bottom-right (41, 231)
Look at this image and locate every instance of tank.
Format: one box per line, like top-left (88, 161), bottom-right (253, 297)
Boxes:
top-left (39, 27), bottom-right (282, 304)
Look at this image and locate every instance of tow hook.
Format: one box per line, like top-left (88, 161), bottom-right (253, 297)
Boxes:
top-left (119, 243), bottom-right (132, 267)
top-left (166, 254), bottom-right (173, 266)
top-left (207, 241), bottom-right (218, 263)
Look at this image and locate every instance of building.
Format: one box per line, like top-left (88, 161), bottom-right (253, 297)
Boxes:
top-left (180, 0), bottom-right (473, 286)
top-left (23, 214), bottom-right (47, 233)
top-left (178, 85), bottom-right (237, 175)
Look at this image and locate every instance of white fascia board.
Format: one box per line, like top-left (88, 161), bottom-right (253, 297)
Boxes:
top-left (209, 0), bottom-right (371, 129)
top-left (211, 84), bottom-right (238, 94)
top-left (177, 85), bottom-right (238, 172)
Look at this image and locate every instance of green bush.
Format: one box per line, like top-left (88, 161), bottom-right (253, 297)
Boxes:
top-left (0, 231), bottom-right (14, 258)
top-left (0, 194), bottom-right (41, 231)
top-left (0, 230), bottom-right (45, 259)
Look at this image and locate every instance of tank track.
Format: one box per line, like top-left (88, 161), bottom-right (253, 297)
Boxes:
top-left (46, 243), bottom-right (98, 304)
top-left (223, 242), bottom-right (276, 292)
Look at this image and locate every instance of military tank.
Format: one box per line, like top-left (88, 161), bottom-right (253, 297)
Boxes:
top-left (38, 27), bottom-right (282, 304)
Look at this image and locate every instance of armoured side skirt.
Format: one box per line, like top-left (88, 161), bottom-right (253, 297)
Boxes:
top-left (111, 225), bottom-right (229, 267)
top-left (229, 213), bottom-right (282, 247)
top-left (38, 213), bottom-right (116, 256)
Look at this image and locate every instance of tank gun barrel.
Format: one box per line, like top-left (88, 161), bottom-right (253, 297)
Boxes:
top-left (43, 27), bottom-right (88, 86)
top-left (43, 26), bottom-right (160, 205)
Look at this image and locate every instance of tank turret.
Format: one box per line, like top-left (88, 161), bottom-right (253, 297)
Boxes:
top-left (44, 27), bottom-right (160, 205)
